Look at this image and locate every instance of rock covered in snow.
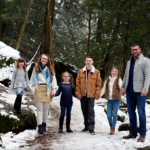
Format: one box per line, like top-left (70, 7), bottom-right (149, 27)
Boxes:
top-left (0, 41), bottom-right (20, 83)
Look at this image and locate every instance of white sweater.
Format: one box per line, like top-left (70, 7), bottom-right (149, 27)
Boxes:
top-left (100, 76), bottom-right (122, 100)
top-left (30, 69), bottom-right (58, 93)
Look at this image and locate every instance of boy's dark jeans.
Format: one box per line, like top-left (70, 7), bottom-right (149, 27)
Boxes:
top-left (80, 96), bottom-right (95, 131)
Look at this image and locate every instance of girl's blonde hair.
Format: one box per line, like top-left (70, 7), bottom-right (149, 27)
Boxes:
top-left (106, 66), bottom-right (120, 90)
top-left (61, 71), bottom-right (74, 88)
top-left (35, 54), bottom-right (54, 76)
top-left (15, 57), bottom-right (26, 72)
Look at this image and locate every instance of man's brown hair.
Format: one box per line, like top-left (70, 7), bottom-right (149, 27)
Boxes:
top-left (130, 44), bottom-right (141, 49)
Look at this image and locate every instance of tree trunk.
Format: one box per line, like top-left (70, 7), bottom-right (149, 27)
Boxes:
top-left (48, 0), bottom-right (55, 71)
top-left (0, 0), bottom-right (3, 41)
top-left (87, 0), bottom-right (92, 55)
top-left (100, 54), bottom-right (111, 81)
top-left (60, 15), bottom-right (77, 54)
top-left (15, 0), bottom-right (33, 50)
top-left (122, 11), bottom-right (130, 78)
top-left (122, 24), bottom-right (129, 78)
top-left (41, 0), bottom-right (55, 55)
top-left (100, 12), bottom-right (120, 81)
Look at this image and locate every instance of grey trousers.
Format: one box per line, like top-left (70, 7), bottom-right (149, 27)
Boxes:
top-left (80, 96), bottom-right (95, 130)
top-left (36, 101), bottom-right (50, 125)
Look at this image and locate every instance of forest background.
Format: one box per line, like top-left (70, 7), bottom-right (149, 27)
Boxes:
top-left (1, 0), bottom-right (150, 91)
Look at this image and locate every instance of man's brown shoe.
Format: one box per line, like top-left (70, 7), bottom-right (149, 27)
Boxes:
top-left (137, 136), bottom-right (145, 142)
top-left (123, 134), bottom-right (137, 139)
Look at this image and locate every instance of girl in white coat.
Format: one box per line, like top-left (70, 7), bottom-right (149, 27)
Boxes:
top-left (30, 54), bottom-right (57, 134)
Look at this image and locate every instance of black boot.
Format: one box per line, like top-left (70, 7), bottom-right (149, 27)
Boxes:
top-left (66, 118), bottom-right (73, 132)
top-left (38, 124), bottom-right (43, 134)
top-left (81, 127), bottom-right (88, 131)
top-left (14, 94), bottom-right (22, 114)
top-left (12, 108), bottom-right (17, 114)
top-left (42, 122), bottom-right (46, 132)
top-left (59, 118), bottom-right (64, 133)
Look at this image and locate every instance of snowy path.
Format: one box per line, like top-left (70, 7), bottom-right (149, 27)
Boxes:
top-left (48, 97), bottom-right (150, 150)
top-left (1, 93), bottom-right (150, 150)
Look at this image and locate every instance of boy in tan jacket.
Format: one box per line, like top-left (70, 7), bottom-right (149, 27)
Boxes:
top-left (76, 56), bottom-right (102, 134)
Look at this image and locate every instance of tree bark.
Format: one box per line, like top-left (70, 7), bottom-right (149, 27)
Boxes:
top-left (41, 0), bottom-right (55, 55)
top-left (100, 12), bottom-right (120, 81)
top-left (100, 54), bottom-right (111, 80)
top-left (0, 0), bottom-right (3, 41)
top-left (48, 0), bottom-right (55, 71)
top-left (15, 0), bottom-right (33, 50)
top-left (87, 0), bottom-right (92, 55)
top-left (122, 7), bottom-right (130, 78)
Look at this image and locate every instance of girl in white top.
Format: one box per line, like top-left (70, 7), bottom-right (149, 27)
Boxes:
top-left (30, 54), bottom-right (57, 134)
top-left (100, 66), bottom-right (122, 135)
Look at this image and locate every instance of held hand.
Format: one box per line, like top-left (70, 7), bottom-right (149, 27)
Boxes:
top-left (25, 88), bottom-right (30, 91)
top-left (95, 97), bottom-right (99, 100)
top-left (77, 96), bottom-right (82, 100)
top-left (51, 93), bottom-right (55, 98)
top-left (141, 91), bottom-right (147, 96)
top-left (121, 90), bottom-right (126, 96)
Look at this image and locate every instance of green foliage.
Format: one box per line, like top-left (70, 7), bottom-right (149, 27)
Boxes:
top-left (118, 123), bottom-right (130, 131)
top-left (1, 0), bottom-right (150, 95)
top-left (0, 144), bottom-right (5, 149)
top-left (118, 115), bottom-right (125, 122)
top-left (0, 112), bottom-right (37, 134)
top-left (104, 108), bottom-right (107, 114)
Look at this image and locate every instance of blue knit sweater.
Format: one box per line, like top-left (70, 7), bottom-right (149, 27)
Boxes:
top-left (55, 82), bottom-right (76, 106)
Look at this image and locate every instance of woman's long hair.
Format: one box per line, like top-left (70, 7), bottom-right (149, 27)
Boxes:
top-left (35, 54), bottom-right (54, 76)
top-left (15, 58), bottom-right (26, 72)
top-left (106, 66), bottom-right (120, 91)
top-left (61, 71), bottom-right (74, 88)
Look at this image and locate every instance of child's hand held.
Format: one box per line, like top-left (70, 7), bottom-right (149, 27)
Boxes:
top-left (25, 88), bottom-right (30, 91)
top-left (77, 96), bottom-right (82, 100)
top-left (51, 93), bottom-right (55, 98)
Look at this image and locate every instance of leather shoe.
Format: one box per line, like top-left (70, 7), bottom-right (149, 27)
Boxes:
top-left (123, 134), bottom-right (137, 139)
top-left (81, 127), bottom-right (88, 131)
top-left (137, 136), bottom-right (145, 142)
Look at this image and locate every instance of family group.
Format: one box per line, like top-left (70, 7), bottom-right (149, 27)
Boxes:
top-left (9, 44), bottom-right (150, 143)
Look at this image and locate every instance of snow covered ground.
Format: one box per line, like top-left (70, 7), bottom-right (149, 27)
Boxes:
top-left (0, 41), bottom-right (150, 149)
top-left (48, 97), bottom-right (150, 150)
top-left (0, 84), bottom-right (38, 150)
top-left (0, 88), bottom-right (150, 150)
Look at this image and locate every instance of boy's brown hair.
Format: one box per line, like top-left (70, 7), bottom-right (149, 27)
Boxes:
top-left (86, 55), bottom-right (93, 60)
